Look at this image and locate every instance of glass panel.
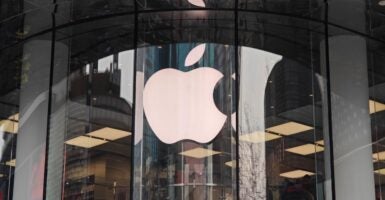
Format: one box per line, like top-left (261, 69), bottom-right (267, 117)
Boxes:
top-left (0, 11), bottom-right (24, 50)
top-left (68, 0), bottom-right (135, 21)
top-left (327, 0), bottom-right (385, 40)
top-left (238, 12), bottom-right (329, 200)
top-left (0, 0), bottom-right (27, 21)
top-left (134, 42), bottom-right (236, 200)
top-left (137, 11), bottom-right (235, 47)
top-left (45, 16), bottom-right (135, 199)
top-left (366, 30), bottom-right (385, 199)
top-left (0, 41), bottom-right (22, 200)
top-left (0, 8), bottom-right (52, 50)
top-left (328, 0), bottom-right (372, 38)
top-left (327, 25), bottom-right (377, 199)
top-left (11, 33), bottom-right (54, 200)
top-left (134, 11), bottom-right (236, 200)
top-left (137, 0), bottom-right (234, 10)
top-left (238, 0), bottom-right (325, 20)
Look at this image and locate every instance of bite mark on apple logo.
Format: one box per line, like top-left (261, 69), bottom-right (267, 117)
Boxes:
top-left (143, 44), bottom-right (227, 144)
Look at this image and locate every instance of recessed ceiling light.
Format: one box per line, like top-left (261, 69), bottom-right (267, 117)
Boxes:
top-left (65, 136), bottom-right (107, 148)
top-left (5, 159), bottom-right (16, 167)
top-left (179, 148), bottom-right (221, 159)
top-left (0, 120), bottom-right (18, 134)
top-left (239, 132), bottom-right (281, 143)
top-left (266, 122), bottom-right (313, 136)
top-left (280, 170), bottom-right (314, 179)
top-left (0, 113), bottom-right (19, 134)
top-left (369, 100), bottom-right (385, 114)
top-left (286, 144), bottom-right (324, 155)
top-left (225, 160), bottom-right (236, 168)
top-left (379, 0), bottom-right (385, 6)
top-left (375, 168), bottom-right (385, 175)
top-left (373, 151), bottom-right (385, 161)
top-left (9, 113), bottom-right (19, 121)
top-left (87, 127), bottom-right (131, 141)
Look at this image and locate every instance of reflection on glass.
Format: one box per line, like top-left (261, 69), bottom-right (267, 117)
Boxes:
top-left (0, 40), bottom-right (22, 199)
top-left (238, 45), bottom-right (327, 200)
top-left (238, 47), bottom-right (282, 199)
top-left (368, 38), bottom-right (385, 200)
top-left (49, 49), bottom-right (135, 199)
top-left (0, 112), bottom-right (18, 199)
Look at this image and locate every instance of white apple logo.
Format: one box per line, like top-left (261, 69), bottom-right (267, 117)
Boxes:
top-left (143, 44), bottom-right (227, 144)
top-left (187, 0), bottom-right (205, 7)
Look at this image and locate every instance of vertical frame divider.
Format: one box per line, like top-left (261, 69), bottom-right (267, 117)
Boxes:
top-left (323, 0), bottom-right (336, 199)
top-left (130, 0), bottom-right (139, 199)
top-left (43, 2), bottom-right (58, 199)
top-left (234, 1), bottom-right (240, 199)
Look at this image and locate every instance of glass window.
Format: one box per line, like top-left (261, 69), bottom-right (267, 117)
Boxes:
top-left (45, 16), bottom-right (135, 200)
top-left (2, 0), bottom-right (384, 199)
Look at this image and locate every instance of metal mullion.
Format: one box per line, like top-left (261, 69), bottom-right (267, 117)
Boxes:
top-left (129, 0), bottom-right (139, 199)
top-left (323, 0), bottom-right (336, 199)
top-left (42, 1), bottom-right (58, 199)
top-left (234, 1), bottom-right (240, 199)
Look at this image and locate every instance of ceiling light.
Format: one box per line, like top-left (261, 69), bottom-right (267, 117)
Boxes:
top-left (65, 136), bottom-right (107, 148)
top-left (225, 160), bottom-right (236, 168)
top-left (179, 147), bottom-right (221, 159)
top-left (315, 140), bottom-right (324, 146)
top-left (87, 127), bottom-right (131, 141)
top-left (369, 100), bottom-right (385, 114)
top-left (0, 120), bottom-right (18, 134)
top-left (375, 168), bottom-right (385, 175)
top-left (286, 144), bottom-right (324, 155)
top-left (280, 170), bottom-right (314, 179)
top-left (8, 113), bottom-right (19, 121)
top-left (239, 132), bottom-right (281, 143)
top-left (5, 159), bottom-right (16, 167)
top-left (0, 113), bottom-right (19, 134)
top-left (379, 0), bottom-right (385, 6)
top-left (266, 122), bottom-right (313, 136)
top-left (373, 151), bottom-right (385, 161)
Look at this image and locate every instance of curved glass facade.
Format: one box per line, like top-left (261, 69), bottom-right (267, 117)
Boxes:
top-left (0, 0), bottom-right (385, 199)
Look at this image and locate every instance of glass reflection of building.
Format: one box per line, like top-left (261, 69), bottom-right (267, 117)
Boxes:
top-left (1, 0), bottom-right (385, 199)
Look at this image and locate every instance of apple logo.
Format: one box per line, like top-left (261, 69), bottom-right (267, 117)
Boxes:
top-left (187, 0), bottom-right (205, 7)
top-left (143, 44), bottom-right (227, 144)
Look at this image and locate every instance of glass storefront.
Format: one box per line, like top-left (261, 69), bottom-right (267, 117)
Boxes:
top-left (0, 0), bottom-right (384, 199)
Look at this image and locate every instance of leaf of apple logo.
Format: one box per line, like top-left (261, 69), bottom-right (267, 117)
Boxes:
top-left (185, 44), bottom-right (206, 67)
top-left (143, 44), bottom-right (227, 144)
